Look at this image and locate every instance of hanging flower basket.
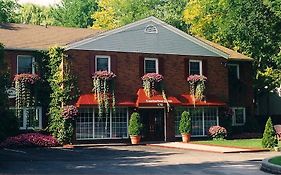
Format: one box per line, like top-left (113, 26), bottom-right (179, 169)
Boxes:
top-left (141, 73), bottom-right (164, 98)
top-left (187, 74), bottom-right (207, 102)
top-left (61, 105), bottom-right (78, 120)
top-left (92, 71), bottom-right (116, 117)
top-left (14, 73), bottom-right (40, 84)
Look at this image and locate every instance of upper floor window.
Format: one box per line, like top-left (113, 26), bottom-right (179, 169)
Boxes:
top-left (189, 60), bottom-right (202, 75)
top-left (17, 55), bottom-right (35, 74)
top-left (144, 58), bottom-right (158, 74)
top-left (231, 107), bottom-right (246, 126)
top-left (228, 64), bottom-right (240, 79)
top-left (95, 55), bottom-right (111, 72)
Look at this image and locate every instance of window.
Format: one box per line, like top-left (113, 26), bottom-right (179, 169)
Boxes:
top-left (231, 107), bottom-right (246, 126)
top-left (17, 55), bottom-right (35, 74)
top-left (10, 107), bottom-right (42, 130)
top-left (175, 107), bottom-right (218, 136)
top-left (95, 55), bottom-right (111, 71)
top-left (228, 64), bottom-right (240, 79)
top-left (76, 107), bottom-right (128, 140)
top-left (144, 58), bottom-right (158, 73)
top-left (144, 25), bottom-right (158, 34)
top-left (189, 60), bottom-right (202, 75)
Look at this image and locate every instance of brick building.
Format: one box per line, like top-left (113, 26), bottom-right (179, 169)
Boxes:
top-left (1, 17), bottom-right (253, 141)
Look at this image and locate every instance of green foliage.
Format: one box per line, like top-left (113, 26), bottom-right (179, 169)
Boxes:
top-left (51, 0), bottom-right (98, 28)
top-left (15, 3), bottom-right (53, 25)
top-left (0, 43), bottom-right (18, 141)
top-left (0, 0), bottom-right (19, 22)
top-left (179, 111), bottom-right (192, 134)
top-left (262, 117), bottom-right (278, 148)
top-left (263, 0), bottom-right (281, 18)
top-left (47, 46), bottom-right (79, 144)
top-left (184, 0), bottom-right (281, 93)
top-left (92, 0), bottom-right (187, 30)
top-left (128, 112), bottom-right (143, 136)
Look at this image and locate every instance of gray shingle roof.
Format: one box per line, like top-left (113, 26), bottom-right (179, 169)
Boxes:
top-left (67, 17), bottom-right (230, 58)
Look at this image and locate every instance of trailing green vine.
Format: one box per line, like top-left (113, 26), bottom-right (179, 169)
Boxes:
top-left (141, 73), bottom-right (170, 111)
top-left (187, 74), bottom-right (207, 103)
top-left (92, 71), bottom-right (116, 117)
top-left (47, 46), bottom-right (80, 144)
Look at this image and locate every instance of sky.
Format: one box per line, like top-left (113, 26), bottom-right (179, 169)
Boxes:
top-left (17, 0), bottom-right (61, 6)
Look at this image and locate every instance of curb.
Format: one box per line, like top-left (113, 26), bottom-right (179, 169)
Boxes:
top-left (261, 157), bottom-right (281, 174)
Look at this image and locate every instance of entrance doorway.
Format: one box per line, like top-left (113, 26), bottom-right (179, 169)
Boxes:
top-left (139, 108), bottom-right (164, 141)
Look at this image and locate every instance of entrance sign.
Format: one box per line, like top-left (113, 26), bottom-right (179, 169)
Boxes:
top-left (6, 87), bottom-right (16, 98)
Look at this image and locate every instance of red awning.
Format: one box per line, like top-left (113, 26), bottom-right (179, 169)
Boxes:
top-left (179, 94), bottom-right (226, 106)
top-left (136, 88), bottom-right (181, 107)
top-left (76, 94), bottom-right (135, 107)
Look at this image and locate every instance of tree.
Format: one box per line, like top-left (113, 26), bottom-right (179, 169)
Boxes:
top-left (92, 0), bottom-right (187, 30)
top-left (0, 0), bottom-right (19, 22)
top-left (183, 0), bottom-right (281, 94)
top-left (15, 3), bottom-right (53, 25)
top-left (262, 117), bottom-right (278, 148)
top-left (263, 0), bottom-right (281, 18)
top-left (51, 0), bottom-right (98, 28)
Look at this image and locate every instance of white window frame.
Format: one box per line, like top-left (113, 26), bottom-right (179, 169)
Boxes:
top-left (17, 55), bottom-right (35, 74)
top-left (189, 60), bottom-right (202, 75)
top-left (144, 57), bottom-right (159, 74)
top-left (231, 107), bottom-right (246, 126)
top-left (10, 107), bottom-right (42, 130)
top-left (228, 64), bottom-right (240, 79)
top-left (95, 55), bottom-right (111, 72)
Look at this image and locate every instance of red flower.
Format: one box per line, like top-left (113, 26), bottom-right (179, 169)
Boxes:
top-left (187, 74), bottom-right (207, 82)
top-left (141, 73), bottom-right (164, 82)
top-left (92, 71), bottom-right (116, 80)
top-left (14, 73), bottom-right (40, 84)
top-left (62, 105), bottom-right (78, 120)
top-left (0, 133), bottom-right (59, 148)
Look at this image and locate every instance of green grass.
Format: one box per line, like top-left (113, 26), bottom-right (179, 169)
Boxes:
top-left (192, 139), bottom-right (280, 149)
top-left (269, 156), bottom-right (281, 166)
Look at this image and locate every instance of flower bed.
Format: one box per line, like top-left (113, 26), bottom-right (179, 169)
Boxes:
top-left (0, 133), bottom-right (59, 148)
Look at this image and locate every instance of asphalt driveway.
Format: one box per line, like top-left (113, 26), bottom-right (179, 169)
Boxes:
top-left (0, 145), bottom-right (279, 175)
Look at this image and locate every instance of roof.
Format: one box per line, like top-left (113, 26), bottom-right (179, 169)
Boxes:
top-left (0, 23), bottom-right (102, 50)
top-left (195, 37), bottom-right (253, 61)
top-left (67, 16), bottom-right (230, 58)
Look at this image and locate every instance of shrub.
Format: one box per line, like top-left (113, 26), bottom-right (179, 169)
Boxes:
top-left (128, 112), bottom-right (143, 136)
top-left (262, 117), bottom-right (278, 148)
top-left (179, 111), bottom-right (191, 134)
top-left (0, 110), bottom-right (19, 142)
top-left (62, 105), bottom-right (78, 120)
top-left (208, 125), bottom-right (227, 140)
top-left (0, 133), bottom-right (59, 148)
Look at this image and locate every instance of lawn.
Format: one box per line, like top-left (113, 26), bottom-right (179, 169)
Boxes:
top-left (269, 156), bottom-right (281, 166)
top-left (192, 139), bottom-right (280, 149)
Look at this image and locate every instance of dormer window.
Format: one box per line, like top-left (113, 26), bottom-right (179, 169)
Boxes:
top-left (144, 25), bottom-right (158, 34)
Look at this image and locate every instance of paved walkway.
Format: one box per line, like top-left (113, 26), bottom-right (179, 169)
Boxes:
top-left (149, 142), bottom-right (265, 153)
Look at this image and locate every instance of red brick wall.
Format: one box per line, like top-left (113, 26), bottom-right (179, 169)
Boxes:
top-left (67, 50), bottom-right (232, 103)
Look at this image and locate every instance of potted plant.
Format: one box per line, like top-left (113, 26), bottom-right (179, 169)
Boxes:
top-left (128, 112), bottom-right (143, 144)
top-left (179, 111), bottom-right (192, 143)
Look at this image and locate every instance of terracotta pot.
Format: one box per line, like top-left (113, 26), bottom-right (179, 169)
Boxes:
top-left (130, 135), bottom-right (141, 144)
top-left (181, 133), bottom-right (191, 143)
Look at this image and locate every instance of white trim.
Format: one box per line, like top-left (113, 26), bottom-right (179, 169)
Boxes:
top-left (10, 107), bottom-right (42, 130)
top-left (17, 55), bottom-right (35, 74)
top-left (164, 108), bottom-right (167, 142)
top-left (189, 60), bottom-right (202, 75)
top-left (95, 55), bottom-right (111, 72)
top-left (228, 64), bottom-right (240, 79)
top-left (66, 16), bottom-right (229, 59)
top-left (144, 57), bottom-right (159, 74)
top-left (231, 107), bottom-right (246, 126)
